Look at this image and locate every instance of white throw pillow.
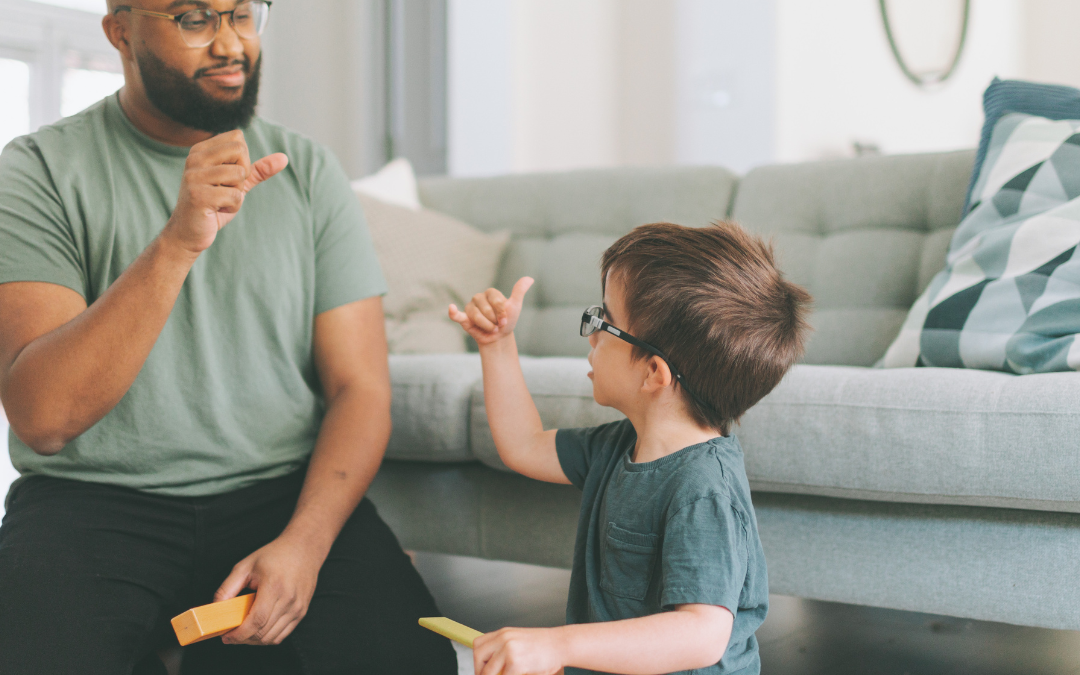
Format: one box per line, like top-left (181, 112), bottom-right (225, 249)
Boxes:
top-left (358, 193), bottom-right (510, 354)
top-left (351, 158), bottom-right (422, 210)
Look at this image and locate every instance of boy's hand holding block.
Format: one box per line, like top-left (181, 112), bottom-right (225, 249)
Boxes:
top-left (419, 617), bottom-right (483, 648)
top-left (171, 594), bottom-right (255, 646)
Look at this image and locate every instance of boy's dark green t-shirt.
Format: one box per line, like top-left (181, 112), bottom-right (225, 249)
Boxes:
top-left (556, 419), bottom-right (768, 675)
top-left (0, 94), bottom-right (386, 497)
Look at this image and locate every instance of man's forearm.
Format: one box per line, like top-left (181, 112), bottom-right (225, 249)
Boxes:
top-left (2, 232), bottom-right (198, 453)
top-left (278, 383), bottom-right (392, 559)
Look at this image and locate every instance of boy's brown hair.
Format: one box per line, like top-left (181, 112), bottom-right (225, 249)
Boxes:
top-left (600, 221), bottom-right (811, 435)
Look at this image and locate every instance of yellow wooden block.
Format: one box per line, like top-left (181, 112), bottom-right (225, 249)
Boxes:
top-left (419, 617), bottom-right (484, 648)
top-left (171, 594), bottom-right (255, 646)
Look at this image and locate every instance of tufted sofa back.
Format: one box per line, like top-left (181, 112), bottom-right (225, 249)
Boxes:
top-left (419, 167), bottom-right (739, 357)
top-left (733, 150), bottom-right (973, 365)
top-left (418, 150), bottom-right (974, 366)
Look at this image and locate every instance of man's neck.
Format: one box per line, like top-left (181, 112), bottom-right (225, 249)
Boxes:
top-left (626, 403), bottom-right (720, 464)
top-left (118, 86), bottom-right (214, 147)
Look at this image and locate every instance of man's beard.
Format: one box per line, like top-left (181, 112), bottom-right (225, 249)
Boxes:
top-left (136, 51), bottom-right (261, 134)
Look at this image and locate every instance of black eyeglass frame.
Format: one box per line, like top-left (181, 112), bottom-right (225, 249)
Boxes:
top-left (580, 305), bottom-right (717, 416)
top-left (113, 1), bottom-right (273, 48)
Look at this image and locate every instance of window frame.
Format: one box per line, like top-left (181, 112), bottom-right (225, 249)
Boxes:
top-left (0, 0), bottom-right (121, 130)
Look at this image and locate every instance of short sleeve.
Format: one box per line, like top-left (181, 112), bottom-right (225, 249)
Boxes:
top-left (309, 147), bottom-right (387, 315)
top-left (0, 137), bottom-right (85, 296)
top-left (660, 494), bottom-right (748, 612)
top-left (555, 419), bottom-right (633, 490)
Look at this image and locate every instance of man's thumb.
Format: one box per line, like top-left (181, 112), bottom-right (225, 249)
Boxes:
top-left (214, 565), bottom-right (252, 602)
top-left (247, 153), bottom-right (289, 190)
top-left (510, 277), bottom-right (535, 304)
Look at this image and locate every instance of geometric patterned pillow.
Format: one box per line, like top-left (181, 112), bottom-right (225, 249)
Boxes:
top-left (882, 113), bottom-right (1080, 373)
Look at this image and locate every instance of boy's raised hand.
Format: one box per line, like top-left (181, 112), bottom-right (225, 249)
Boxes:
top-left (449, 276), bottom-right (534, 346)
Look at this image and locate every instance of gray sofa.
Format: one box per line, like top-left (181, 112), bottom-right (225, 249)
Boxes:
top-left (366, 150), bottom-right (1080, 631)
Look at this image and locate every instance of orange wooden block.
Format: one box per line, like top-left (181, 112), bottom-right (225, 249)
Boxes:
top-left (171, 594), bottom-right (255, 646)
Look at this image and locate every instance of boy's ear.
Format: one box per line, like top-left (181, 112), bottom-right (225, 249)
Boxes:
top-left (640, 355), bottom-right (674, 393)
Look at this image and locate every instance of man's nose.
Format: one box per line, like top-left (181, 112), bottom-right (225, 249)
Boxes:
top-left (209, 15), bottom-right (245, 60)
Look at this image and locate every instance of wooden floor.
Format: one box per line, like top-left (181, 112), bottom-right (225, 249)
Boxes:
top-left (412, 552), bottom-right (1080, 675)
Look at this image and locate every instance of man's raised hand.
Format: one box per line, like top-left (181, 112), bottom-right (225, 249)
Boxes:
top-left (449, 276), bottom-right (534, 346)
top-left (163, 129), bottom-right (288, 255)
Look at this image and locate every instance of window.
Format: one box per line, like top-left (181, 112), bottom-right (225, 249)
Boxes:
top-left (0, 57), bottom-right (30, 149)
top-left (0, 0), bottom-right (118, 512)
top-left (28, 0), bottom-right (105, 11)
top-left (0, 0), bottom-right (121, 145)
top-left (62, 51), bottom-right (125, 117)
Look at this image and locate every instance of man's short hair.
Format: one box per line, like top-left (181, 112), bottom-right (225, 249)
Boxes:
top-left (600, 221), bottom-right (812, 435)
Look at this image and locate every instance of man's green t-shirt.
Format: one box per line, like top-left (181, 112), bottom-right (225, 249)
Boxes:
top-left (0, 94), bottom-right (387, 497)
top-left (556, 419), bottom-right (769, 675)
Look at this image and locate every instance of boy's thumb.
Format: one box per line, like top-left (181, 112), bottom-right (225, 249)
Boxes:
top-left (510, 277), bottom-right (535, 304)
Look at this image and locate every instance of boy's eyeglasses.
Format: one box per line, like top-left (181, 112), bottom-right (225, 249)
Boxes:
top-left (114, 1), bottom-right (272, 49)
top-left (580, 305), bottom-right (717, 416)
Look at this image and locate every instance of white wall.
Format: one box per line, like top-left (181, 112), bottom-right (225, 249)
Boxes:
top-left (775, 0), bottom-right (1022, 163)
top-left (1023, 0), bottom-right (1080, 90)
top-left (616, 0), bottom-right (677, 167)
top-left (673, 0), bottom-right (775, 172)
top-left (447, 0), bottom-right (514, 176)
top-left (446, 0), bottom-right (1080, 175)
top-left (447, 0), bottom-right (774, 175)
top-left (511, 0), bottom-right (620, 173)
top-left (259, 0), bottom-right (384, 179)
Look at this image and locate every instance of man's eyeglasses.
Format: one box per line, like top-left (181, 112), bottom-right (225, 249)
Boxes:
top-left (580, 305), bottom-right (716, 415)
top-left (114, 1), bottom-right (272, 49)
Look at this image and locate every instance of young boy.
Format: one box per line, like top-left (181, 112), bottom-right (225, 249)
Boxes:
top-left (448, 221), bottom-right (811, 675)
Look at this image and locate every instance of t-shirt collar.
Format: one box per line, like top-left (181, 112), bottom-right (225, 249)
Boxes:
top-left (106, 92), bottom-right (205, 158)
top-left (622, 434), bottom-right (735, 472)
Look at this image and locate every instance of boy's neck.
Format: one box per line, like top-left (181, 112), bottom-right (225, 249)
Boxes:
top-left (628, 406), bottom-right (721, 463)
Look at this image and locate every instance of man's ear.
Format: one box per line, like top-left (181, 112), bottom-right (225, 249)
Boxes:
top-left (102, 14), bottom-right (132, 60)
top-left (640, 355), bottom-right (674, 394)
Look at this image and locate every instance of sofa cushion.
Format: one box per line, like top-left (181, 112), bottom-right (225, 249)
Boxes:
top-left (360, 195), bottom-right (510, 354)
top-left (882, 114), bottom-right (1080, 373)
top-left (419, 167), bottom-right (739, 358)
top-left (466, 357), bottom-right (1080, 512)
top-left (965, 78), bottom-right (1080, 215)
top-left (470, 357), bottom-right (624, 472)
top-left (732, 151), bottom-right (973, 366)
top-left (387, 354), bottom-right (483, 462)
top-left (739, 364), bottom-right (1080, 513)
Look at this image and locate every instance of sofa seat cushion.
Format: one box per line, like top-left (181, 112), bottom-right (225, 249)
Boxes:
top-left (740, 365), bottom-right (1080, 513)
top-left (387, 354), bottom-right (483, 462)
top-left (466, 357), bottom-right (1080, 512)
top-left (470, 357), bottom-right (624, 471)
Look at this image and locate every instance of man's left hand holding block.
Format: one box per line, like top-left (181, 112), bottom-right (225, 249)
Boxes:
top-left (172, 595), bottom-right (255, 646)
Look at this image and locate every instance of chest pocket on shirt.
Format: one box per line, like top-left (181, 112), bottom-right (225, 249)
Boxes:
top-left (601, 523), bottom-right (659, 601)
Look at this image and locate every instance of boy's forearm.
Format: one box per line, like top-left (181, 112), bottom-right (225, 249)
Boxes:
top-left (557, 606), bottom-right (732, 674)
top-left (477, 334), bottom-right (545, 462)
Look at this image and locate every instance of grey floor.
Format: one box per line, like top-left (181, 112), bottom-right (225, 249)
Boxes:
top-left (412, 552), bottom-right (1080, 675)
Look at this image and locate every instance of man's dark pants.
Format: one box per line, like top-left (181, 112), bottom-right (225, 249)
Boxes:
top-left (0, 468), bottom-right (457, 674)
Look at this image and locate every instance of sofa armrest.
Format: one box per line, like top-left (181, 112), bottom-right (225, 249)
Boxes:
top-left (387, 354), bottom-right (483, 462)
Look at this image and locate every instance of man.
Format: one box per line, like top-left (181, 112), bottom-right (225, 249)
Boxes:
top-left (0, 1), bottom-right (456, 673)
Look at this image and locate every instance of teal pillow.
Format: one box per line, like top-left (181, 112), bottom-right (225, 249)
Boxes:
top-left (883, 113), bottom-right (1080, 373)
top-left (964, 78), bottom-right (1080, 215)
